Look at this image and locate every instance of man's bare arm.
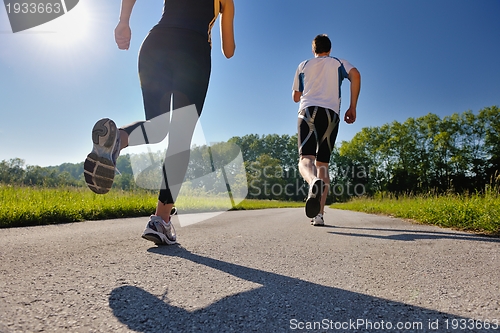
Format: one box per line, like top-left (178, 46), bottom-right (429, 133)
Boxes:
top-left (344, 67), bottom-right (360, 124)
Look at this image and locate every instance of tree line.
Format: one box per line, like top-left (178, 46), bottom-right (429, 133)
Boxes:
top-left (336, 106), bottom-right (500, 197)
top-left (1, 106), bottom-right (498, 202)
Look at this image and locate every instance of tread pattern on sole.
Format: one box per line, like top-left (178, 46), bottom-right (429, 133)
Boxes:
top-left (84, 153), bottom-right (116, 194)
top-left (84, 118), bottom-right (119, 194)
top-left (92, 118), bottom-right (116, 147)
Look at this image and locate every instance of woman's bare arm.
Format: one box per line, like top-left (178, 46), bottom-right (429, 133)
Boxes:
top-left (115, 0), bottom-right (136, 50)
top-left (220, 0), bottom-right (235, 58)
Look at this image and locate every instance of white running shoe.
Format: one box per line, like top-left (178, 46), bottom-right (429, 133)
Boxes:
top-left (311, 214), bottom-right (324, 226)
top-left (305, 177), bottom-right (324, 218)
top-left (142, 215), bottom-right (177, 245)
top-left (84, 118), bottom-right (121, 194)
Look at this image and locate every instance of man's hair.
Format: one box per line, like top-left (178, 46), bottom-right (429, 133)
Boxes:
top-left (312, 34), bottom-right (331, 54)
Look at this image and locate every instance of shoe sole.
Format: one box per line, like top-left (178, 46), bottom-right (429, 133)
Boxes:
top-left (84, 119), bottom-right (118, 194)
top-left (142, 229), bottom-right (177, 245)
top-left (142, 233), bottom-right (164, 245)
top-left (305, 198), bottom-right (320, 218)
top-left (305, 179), bottom-right (324, 218)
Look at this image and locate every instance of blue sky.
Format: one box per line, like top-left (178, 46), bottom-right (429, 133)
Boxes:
top-left (1, 0), bottom-right (499, 167)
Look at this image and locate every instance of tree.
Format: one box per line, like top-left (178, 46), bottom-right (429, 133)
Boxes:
top-left (0, 158), bottom-right (25, 184)
top-left (481, 106), bottom-right (500, 181)
top-left (246, 154), bottom-right (291, 200)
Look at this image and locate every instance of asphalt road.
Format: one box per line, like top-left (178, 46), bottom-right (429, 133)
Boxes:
top-left (0, 208), bottom-right (499, 333)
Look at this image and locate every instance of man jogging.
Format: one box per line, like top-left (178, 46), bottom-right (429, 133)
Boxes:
top-left (292, 34), bottom-right (361, 226)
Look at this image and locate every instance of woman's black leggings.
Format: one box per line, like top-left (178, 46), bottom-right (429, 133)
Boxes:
top-left (120, 28), bottom-right (212, 204)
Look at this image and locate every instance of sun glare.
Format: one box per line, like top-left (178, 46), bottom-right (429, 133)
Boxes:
top-left (33, 3), bottom-right (91, 48)
top-left (22, 1), bottom-right (112, 72)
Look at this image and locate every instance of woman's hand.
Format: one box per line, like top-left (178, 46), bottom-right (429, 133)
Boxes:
top-left (115, 21), bottom-right (132, 50)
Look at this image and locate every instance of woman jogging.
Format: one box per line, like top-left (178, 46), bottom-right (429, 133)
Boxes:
top-left (84, 0), bottom-right (235, 245)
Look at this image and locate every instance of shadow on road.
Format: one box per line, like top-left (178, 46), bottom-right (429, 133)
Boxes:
top-left (108, 245), bottom-right (492, 332)
top-left (327, 226), bottom-right (500, 243)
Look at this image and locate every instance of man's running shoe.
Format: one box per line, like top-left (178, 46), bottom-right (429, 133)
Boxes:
top-left (142, 215), bottom-right (177, 245)
top-left (305, 177), bottom-right (324, 218)
top-left (311, 214), bottom-right (325, 226)
top-left (84, 118), bottom-right (121, 194)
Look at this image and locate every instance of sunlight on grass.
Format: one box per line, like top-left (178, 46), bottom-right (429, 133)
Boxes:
top-left (2, 184), bottom-right (499, 235)
top-left (332, 191), bottom-right (500, 235)
top-left (0, 185), bottom-right (157, 227)
top-left (0, 185), bottom-right (303, 228)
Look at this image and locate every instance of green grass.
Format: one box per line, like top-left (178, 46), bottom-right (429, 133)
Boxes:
top-left (0, 185), bottom-right (303, 228)
top-left (234, 199), bottom-right (304, 210)
top-left (332, 191), bottom-right (500, 235)
top-left (0, 185), bottom-right (158, 228)
top-left (3, 184), bottom-right (499, 235)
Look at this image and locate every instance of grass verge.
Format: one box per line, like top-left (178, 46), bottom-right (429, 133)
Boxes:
top-left (0, 185), bottom-right (303, 228)
top-left (332, 191), bottom-right (500, 236)
top-left (4, 184), bottom-right (498, 235)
